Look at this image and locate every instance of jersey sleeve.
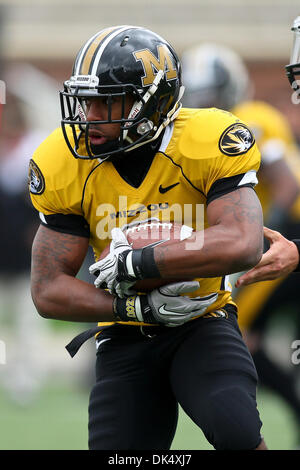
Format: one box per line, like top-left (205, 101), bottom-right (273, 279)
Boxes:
top-left (28, 128), bottom-right (90, 238)
top-left (206, 170), bottom-right (258, 205)
top-left (38, 212), bottom-right (90, 237)
top-left (204, 147), bottom-right (260, 205)
top-left (178, 108), bottom-right (261, 204)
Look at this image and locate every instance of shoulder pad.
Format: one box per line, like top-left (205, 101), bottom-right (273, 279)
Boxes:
top-left (31, 127), bottom-right (82, 192)
top-left (178, 108), bottom-right (252, 160)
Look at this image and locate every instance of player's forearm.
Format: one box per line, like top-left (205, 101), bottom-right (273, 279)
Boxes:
top-left (154, 224), bottom-right (263, 279)
top-left (31, 225), bottom-right (114, 322)
top-left (31, 273), bottom-right (114, 322)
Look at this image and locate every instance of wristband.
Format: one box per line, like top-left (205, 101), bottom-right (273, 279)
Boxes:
top-left (131, 247), bottom-right (161, 279)
top-left (117, 247), bottom-right (161, 282)
top-left (116, 249), bottom-right (136, 281)
top-left (291, 239), bottom-right (300, 272)
top-left (113, 295), bottom-right (155, 323)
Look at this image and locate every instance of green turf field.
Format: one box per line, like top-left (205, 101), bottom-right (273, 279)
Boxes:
top-left (0, 382), bottom-right (297, 450)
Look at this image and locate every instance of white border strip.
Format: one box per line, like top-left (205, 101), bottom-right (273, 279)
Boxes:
top-left (74, 29), bottom-right (109, 76)
top-left (159, 122), bottom-right (174, 153)
top-left (39, 212), bottom-right (47, 224)
top-left (237, 169), bottom-right (258, 186)
top-left (91, 25), bottom-right (141, 76)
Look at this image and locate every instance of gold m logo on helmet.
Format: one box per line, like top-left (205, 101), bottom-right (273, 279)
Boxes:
top-left (133, 45), bottom-right (177, 87)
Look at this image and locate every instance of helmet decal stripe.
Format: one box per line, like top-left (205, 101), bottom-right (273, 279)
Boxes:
top-left (90, 25), bottom-right (142, 77)
top-left (74, 29), bottom-right (110, 75)
top-left (78, 27), bottom-right (118, 75)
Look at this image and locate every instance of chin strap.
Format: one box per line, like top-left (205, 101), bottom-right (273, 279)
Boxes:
top-left (123, 70), bottom-right (165, 140)
top-left (124, 84), bottom-right (185, 152)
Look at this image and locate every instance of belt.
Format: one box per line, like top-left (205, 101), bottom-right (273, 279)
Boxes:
top-left (66, 325), bottom-right (105, 358)
top-left (65, 303), bottom-right (237, 358)
top-left (65, 323), bottom-right (167, 358)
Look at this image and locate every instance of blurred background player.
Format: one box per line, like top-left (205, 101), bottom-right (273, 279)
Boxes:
top-left (237, 16), bottom-right (300, 286)
top-left (181, 42), bottom-right (300, 443)
top-left (0, 85), bottom-right (97, 408)
top-left (0, 90), bottom-right (48, 404)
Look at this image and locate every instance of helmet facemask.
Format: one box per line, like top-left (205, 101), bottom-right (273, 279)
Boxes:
top-left (60, 70), bottom-right (183, 162)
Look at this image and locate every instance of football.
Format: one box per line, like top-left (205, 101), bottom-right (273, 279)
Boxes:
top-left (99, 220), bottom-right (194, 292)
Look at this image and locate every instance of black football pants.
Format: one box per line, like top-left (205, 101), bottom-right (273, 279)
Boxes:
top-left (88, 308), bottom-right (263, 450)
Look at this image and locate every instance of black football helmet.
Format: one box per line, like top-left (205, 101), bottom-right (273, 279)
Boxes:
top-left (286, 17), bottom-right (300, 95)
top-left (60, 25), bottom-right (184, 161)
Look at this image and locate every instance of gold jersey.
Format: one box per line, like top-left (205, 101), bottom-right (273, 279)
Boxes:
top-left (232, 100), bottom-right (300, 219)
top-left (29, 107), bottom-right (261, 326)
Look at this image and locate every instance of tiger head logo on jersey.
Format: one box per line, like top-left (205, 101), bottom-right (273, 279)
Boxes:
top-left (28, 159), bottom-right (45, 195)
top-left (60, 26), bottom-right (184, 162)
top-left (219, 123), bottom-right (255, 156)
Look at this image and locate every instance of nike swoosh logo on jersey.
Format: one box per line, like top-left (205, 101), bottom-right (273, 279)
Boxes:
top-left (159, 182), bottom-right (180, 193)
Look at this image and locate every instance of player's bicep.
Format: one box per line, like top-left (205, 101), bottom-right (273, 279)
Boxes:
top-left (31, 224), bottom-right (89, 287)
top-left (207, 186), bottom-right (263, 239)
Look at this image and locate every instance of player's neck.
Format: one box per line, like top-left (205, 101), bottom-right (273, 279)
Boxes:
top-left (111, 136), bottom-right (163, 188)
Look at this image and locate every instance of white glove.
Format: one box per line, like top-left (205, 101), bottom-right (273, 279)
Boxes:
top-left (89, 228), bottom-right (136, 296)
top-left (113, 281), bottom-right (218, 327)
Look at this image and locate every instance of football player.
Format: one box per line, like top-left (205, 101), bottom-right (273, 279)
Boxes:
top-left (29, 26), bottom-right (266, 450)
top-left (181, 40), bottom-right (300, 442)
top-left (238, 16), bottom-right (300, 285)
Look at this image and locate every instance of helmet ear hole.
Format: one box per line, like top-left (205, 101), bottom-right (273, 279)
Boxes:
top-left (120, 35), bottom-right (129, 47)
top-left (158, 96), bottom-right (167, 112)
top-left (157, 95), bottom-right (174, 117)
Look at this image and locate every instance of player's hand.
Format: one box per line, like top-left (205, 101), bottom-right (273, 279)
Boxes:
top-left (113, 281), bottom-right (218, 327)
top-left (89, 228), bottom-right (136, 297)
top-left (235, 226), bottom-right (299, 286)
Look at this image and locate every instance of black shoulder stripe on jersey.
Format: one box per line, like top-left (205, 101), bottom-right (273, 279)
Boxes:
top-left (40, 213), bottom-right (90, 238)
top-left (159, 152), bottom-right (206, 197)
top-left (207, 173), bottom-right (256, 206)
top-left (81, 161), bottom-right (104, 209)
